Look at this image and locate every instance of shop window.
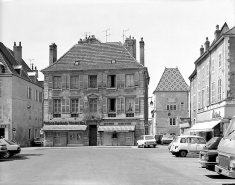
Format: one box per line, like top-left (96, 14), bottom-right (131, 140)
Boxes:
top-left (53, 99), bottom-right (61, 117)
top-left (125, 74), bottom-right (134, 88)
top-left (89, 98), bottom-right (97, 113)
top-left (89, 75), bottom-right (97, 88)
top-left (70, 76), bottom-right (79, 89)
top-left (53, 76), bottom-right (62, 89)
top-left (71, 99), bottom-right (79, 117)
top-left (107, 75), bottom-right (116, 88)
top-left (112, 131), bottom-right (117, 139)
top-left (108, 98), bottom-right (116, 117)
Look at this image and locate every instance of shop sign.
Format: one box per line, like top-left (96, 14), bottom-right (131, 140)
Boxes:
top-left (212, 110), bottom-right (221, 119)
top-left (104, 123), bottom-right (114, 125)
top-left (0, 125), bottom-right (7, 128)
top-left (105, 130), bottom-right (128, 132)
top-left (118, 122), bottom-right (131, 125)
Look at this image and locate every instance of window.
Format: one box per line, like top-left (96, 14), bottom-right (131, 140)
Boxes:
top-left (28, 128), bottom-right (31, 140)
top-left (125, 74), bottom-right (134, 88)
top-left (180, 102), bottom-right (184, 110)
top-left (107, 75), bottom-right (116, 88)
top-left (0, 80), bottom-right (2, 97)
top-left (34, 129), bottom-right (38, 138)
top-left (0, 105), bottom-right (3, 121)
top-left (202, 66), bottom-right (204, 81)
top-left (71, 76), bottom-right (79, 89)
top-left (218, 78), bottom-right (222, 101)
top-left (206, 85), bottom-right (209, 106)
top-left (89, 75), bottom-right (97, 88)
top-left (35, 90), bottom-right (38, 101)
top-left (53, 76), bottom-right (62, 89)
top-left (126, 97), bottom-right (134, 112)
top-left (198, 91), bottom-right (200, 109)
top-left (35, 110), bottom-right (38, 122)
top-left (27, 87), bottom-right (32, 99)
top-left (167, 103), bottom-right (176, 110)
top-left (29, 109), bottom-right (31, 121)
top-left (206, 63), bottom-right (209, 77)
top-left (169, 118), bottom-right (176, 126)
top-left (71, 99), bottom-right (79, 117)
top-left (53, 99), bottom-right (61, 117)
top-left (211, 82), bottom-right (215, 103)
top-left (193, 94), bottom-right (196, 110)
top-left (89, 98), bottom-right (97, 113)
top-left (201, 89), bottom-right (204, 108)
top-left (218, 53), bottom-right (222, 68)
top-left (211, 59), bottom-right (215, 73)
top-left (0, 64), bottom-right (5, 73)
top-left (39, 92), bottom-right (42, 103)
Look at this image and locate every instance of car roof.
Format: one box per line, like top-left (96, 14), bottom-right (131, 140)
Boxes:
top-left (177, 135), bottom-right (203, 138)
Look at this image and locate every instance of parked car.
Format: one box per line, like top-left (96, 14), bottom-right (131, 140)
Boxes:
top-left (0, 143), bottom-right (7, 158)
top-left (161, 135), bottom-right (174, 145)
top-left (154, 134), bottom-right (163, 144)
top-left (199, 137), bottom-right (222, 170)
top-left (33, 137), bottom-right (44, 146)
top-left (0, 138), bottom-right (21, 158)
top-left (137, 135), bottom-right (157, 148)
top-left (170, 135), bottom-right (206, 157)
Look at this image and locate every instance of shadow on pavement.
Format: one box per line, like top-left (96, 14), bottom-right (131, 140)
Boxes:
top-left (0, 153), bottom-right (43, 162)
top-left (205, 174), bottom-right (233, 180)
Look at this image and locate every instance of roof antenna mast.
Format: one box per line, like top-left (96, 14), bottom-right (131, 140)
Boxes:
top-left (103, 29), bottom-right (111, 43)
top-left (122, 29), bottom-right (129, 43)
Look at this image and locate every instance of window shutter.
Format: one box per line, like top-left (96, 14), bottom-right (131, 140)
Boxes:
top-left (48, 99), bottom-right (53, 113)
top-left (102, 74), bottom-right (107, 88)
top-left (134, 72), bottom-right (139, 86)
top-left (121, 74), bottom-right (125, 88)
top-left (48, 75), bottom-right (53, 89)
top-left (102, 97), bottom-right (107, 113)
top-left (83, 75), bottom-right (88, 89)
top-left (84, 100), bottom-right (88, 111)
top-left (117, 97), bottom-right (121, 114)
top-left (0, 81), bottom-right (2, 97)
top-left (117, 74), bottom-right (121, 88)
top-left (67, 74), bottom-right (70, 89)
top-left (66, 99), bottom-right (70, 113)
top-left (79, 99), bottom-right (83, 113)
top-left (62, 99), bottom-right (66, 113)
top-left (98, 73), bottom-right (102, 88)
top-left (135, 97), bottom-right (139, 113)
top-left (121, 97), bottom-right (125, 113)
top-left (107, 75), bottom-right (111, 88)
top-left (79, 75), bottom-right (83, 89)
top-left (62, 74), bottom-right (66, 89)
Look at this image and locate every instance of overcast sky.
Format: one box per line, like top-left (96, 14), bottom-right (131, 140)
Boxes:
top-left (1, 0), bottom-right (235, 98)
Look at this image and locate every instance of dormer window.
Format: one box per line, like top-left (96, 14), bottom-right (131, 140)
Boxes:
top-left (111, 59), bottom-right (116, 64)
top-left (74, 61), bottom-right (80, 65)
top-left (0, 62), bottom-right (5, 73)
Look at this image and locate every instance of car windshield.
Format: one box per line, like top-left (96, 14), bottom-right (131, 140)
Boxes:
top-left (224, 120), bottom-right (235, 140)
top-left (4, 139), bottom-right (16, 145)
top-left (145, 136), bottom-right (154, 140)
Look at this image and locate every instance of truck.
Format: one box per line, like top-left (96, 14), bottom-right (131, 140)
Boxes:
top-left (215, 117), bottom-right (235, 178)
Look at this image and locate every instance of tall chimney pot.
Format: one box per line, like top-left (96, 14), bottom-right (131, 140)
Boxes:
top-left (214, 25), bottom-right (220, 40)
top-left (49, 43), bottom-right (57, 66)
top-left (139, 37), bottom-right (145, 66)
top-left (204, 37), bottom-right (210, 51)
top-left (200, 45), bottom-right (204, 56)
top-left (13, 42), bottom-right (22, 65)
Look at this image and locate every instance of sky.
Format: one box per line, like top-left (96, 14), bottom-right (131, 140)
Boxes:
top-left (1, 0), bottom-right (235, 99)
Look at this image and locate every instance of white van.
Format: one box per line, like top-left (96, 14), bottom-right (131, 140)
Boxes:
top-left (170, 135), bottom-right (206, 157)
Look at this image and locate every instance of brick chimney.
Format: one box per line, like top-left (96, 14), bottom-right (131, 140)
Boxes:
top-left (204, 37), bottom-right (210, 51)
top-left (49, 43), bottom-right (57, 66)
top-left (124, 36), bottom-right (136, 59)
top-left (139, 37), bottom-right (145, 66)
top-left (214, 25), bottom-right (220, 40)
top-left (13, 42), bottom-right (22, 65)
top-left (200, 45), bottom-right (204, 56)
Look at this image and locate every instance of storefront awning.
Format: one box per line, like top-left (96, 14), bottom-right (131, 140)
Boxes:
top-left (98, 126), bottom-right (135, 132)
top-left (42, 125), bottom-right (87, 131)
top-left (189, 120), bottom-right (221, 132)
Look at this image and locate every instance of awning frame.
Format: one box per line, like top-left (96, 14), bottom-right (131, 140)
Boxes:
top-left (189, 120), bottom-right (221, 132)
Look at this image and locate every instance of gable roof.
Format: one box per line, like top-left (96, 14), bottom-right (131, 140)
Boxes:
top-left (154, 68), bottom-right (189, 93)
top-left (41, 42), bottom-right (145, 72)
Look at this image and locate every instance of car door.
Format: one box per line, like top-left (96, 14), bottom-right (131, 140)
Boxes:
top-left (187, 137), bottom-right (197, 152)
top-left (196, 138), bottom-right (206, 152)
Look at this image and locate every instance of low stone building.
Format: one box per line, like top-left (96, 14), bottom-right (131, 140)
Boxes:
top-left (41, 36), bottom-right (149, 146)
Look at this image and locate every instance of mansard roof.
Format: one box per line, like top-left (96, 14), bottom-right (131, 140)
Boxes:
top-left (41, 42), bottom-right (145, 72)
top-left (154, 68), bottom-right (189, 93)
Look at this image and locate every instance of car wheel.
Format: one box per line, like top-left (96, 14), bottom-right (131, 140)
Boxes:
top-left (2, 151), bottom-right (11, 159)
top-left (175, 153), bottom-right (180, 157)
top-left (142, 144), bottom-right (145, 148)
top-left (137, 145), bottom-right (140, 148)
top-left (153, 145), bottom-right (156, 148)
top-left (179, 150), bottom-right (187, 157)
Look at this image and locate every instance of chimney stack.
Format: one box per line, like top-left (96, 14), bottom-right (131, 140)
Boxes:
top-left (214, 25), bottom-right (220, 40)
top-left (204, 37), bottom-right (210, 51)
top-left (49, 43), bottom-right (57, 66)
top-left (139, 37), bottom-right (145, 66)
top-left (200, 45), bottom-right (204, 56)
top-left (124, 36), bottom-right (136, 59)
top-left (13, 42), bottom-right (22, 65)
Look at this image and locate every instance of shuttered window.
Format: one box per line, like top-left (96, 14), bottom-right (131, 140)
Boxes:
top-left (89, 75), bottom-right (97, 88)
top-left (54, 99), bottom-right (61, 113)
top-left (70, 76), bottom-right (79, 89)
top-left (126, 97), bottom-right (134, 112)
top-left (107, 75), bottom-right (116, 88)
top-left (71, 99), bottom-right (79, 113)
top-left (62, 99), bottom-right (70, 113)
top-left (27, 87), bottom-right (32, 99)
top-left (218, 78), bottom-right (222, 101)
top-left (53, 76), bottom-right (62, 89)
top-left (126, 74), bottom-right (134, 88)
top-left (89, 98), bottom-right (97, 112)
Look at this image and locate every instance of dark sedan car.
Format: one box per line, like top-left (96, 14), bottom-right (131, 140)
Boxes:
top-left (33, 137), bottom-right (44, 146)
top-left (199, 137), bottom-right (222, 170)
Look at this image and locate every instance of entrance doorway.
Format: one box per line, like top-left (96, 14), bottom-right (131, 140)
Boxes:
top-left (89, 125), bottom-right (97, 146)
top-left (0, 128), bottom-right (5, 138)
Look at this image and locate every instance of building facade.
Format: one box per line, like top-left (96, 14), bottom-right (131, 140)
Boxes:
top-left (189, 23), bottom-right (235, 141)
top-left (152, 68), bottom-right (189, 136)
top-left (0, 42), bottom-right (43, 146)
top-left (41, 36), bottom-right (149, 146)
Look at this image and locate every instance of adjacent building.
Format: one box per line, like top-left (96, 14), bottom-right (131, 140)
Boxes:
top-left (41, 36), bottom-right (149, 147)
top-left (152, 68), bottom-right (190, 136)
top-left (0, 42), bottom-right (43, 146)
top-left (189, 23), bottom-right (235, 140)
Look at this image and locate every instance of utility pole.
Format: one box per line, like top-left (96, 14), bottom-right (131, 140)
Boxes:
top-left (103, 29), bottom-right (111, 42)
top-left (122, 29), bottom-right (129, 43)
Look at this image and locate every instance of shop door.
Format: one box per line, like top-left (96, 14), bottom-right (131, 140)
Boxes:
top-left (125, 132), bottom-right (132, 146)
top-left (89, 125), bottom-right (97, 146)
top-left (0, 128), bottom-right (5, 138)
top-left (53, 132), bottom-right (61, 147)
top-left (68, 132), bottom-right (83, 144)
top-left (103, 132), bottom-right (112, 145)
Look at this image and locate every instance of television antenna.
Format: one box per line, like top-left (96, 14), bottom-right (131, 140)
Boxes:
top-left (103, 29), bottom-right (111, 42)
top-left (28, 59), bottom-right (34, 69)
top-left (122, 29), bottom-right (129, 43)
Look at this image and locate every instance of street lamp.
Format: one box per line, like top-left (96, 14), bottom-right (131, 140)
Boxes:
top-left (149, 97), bottom-right (153, 106)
